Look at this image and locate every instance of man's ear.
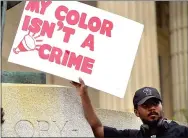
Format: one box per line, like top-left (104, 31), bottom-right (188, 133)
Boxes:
top-left (134, 109), bottom-right (139, 117)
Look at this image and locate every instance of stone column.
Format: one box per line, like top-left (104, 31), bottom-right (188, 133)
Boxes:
top-left (169, 2), bottom-right (188, 122)
top-left (97, 1), bottom-right (160, 112)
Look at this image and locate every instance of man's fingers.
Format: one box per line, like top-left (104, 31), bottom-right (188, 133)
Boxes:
top-left (79, 77), bottom-right (85, 85)
top-left (70, 81), bottom-right (80, 87)
top-left (70, 78), bottom-right (85, 87)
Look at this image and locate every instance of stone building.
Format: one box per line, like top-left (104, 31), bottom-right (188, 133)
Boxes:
top-left (1, 1), bottom-right (188, 122)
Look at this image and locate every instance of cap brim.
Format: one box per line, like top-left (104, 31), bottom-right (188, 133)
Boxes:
top-left (137, 96), bottom-right (161, 105)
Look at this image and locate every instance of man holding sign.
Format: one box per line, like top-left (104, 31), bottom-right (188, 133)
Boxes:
top-left (71, 78), bottom-right (188, 138)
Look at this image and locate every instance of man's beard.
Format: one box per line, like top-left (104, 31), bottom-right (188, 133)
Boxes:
top-left (142, 118), bottom-right (160, 127)
top-left (142, 111), bottom-right (163, 127)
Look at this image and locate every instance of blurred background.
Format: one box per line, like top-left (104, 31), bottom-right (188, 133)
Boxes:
top-left (1, 1), bottom-right (188, 123)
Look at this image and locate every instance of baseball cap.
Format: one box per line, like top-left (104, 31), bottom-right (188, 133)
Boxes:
top-left (133, 87), bottom-right (162, 107)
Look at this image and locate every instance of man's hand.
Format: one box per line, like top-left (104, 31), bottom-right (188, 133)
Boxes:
top-left (70, 77), bottom-right (88, 96)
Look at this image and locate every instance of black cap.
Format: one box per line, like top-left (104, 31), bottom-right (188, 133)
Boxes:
top-left (133, 87), bottom-right (162, 107)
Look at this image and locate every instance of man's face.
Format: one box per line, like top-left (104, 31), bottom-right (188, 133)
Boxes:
top-left (134, 98), bottom-right (163, 125)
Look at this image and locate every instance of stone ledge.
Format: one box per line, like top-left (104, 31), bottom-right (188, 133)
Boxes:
top-left (2, 84), bottom-right (91, 137)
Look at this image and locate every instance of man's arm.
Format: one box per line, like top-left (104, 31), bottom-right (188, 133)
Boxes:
top-left (71, 78), bottom-right (104, 138)
top-left (80, 92), bottom-right (104, 138)
top-left (71, 78), bottom-right (131, 138)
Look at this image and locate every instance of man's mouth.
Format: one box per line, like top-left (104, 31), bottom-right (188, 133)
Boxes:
top-left (148, 112), bottom-right (158, 117)
top-left (150, 115), bottom-right (158, 119)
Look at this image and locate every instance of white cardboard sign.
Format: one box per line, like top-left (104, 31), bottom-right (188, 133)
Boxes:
top-left (8, 1), bottom-right (144, 98)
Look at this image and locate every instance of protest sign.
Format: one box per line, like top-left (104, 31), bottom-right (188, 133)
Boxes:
top-left (8, 1), bottom-right (144, 98)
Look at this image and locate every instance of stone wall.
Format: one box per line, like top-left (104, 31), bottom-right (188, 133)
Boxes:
top-left (2, 84), bottom-right (93, 137)
top-left (1, 84), bottom-right (142, 137)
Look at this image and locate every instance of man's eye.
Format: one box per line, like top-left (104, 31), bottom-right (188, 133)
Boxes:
top-left (142, 104), bottom-right (147, 108)
top-left (154, 102), bottom-right (159, 106)
top-left (153, 101), bottom-right (159, 105)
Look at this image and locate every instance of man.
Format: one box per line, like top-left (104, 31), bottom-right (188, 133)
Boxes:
top-left (71, 78), bottom-right (188, 138)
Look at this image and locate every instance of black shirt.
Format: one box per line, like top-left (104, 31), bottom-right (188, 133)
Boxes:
top-left (104, 121), bottom-right (188, 138)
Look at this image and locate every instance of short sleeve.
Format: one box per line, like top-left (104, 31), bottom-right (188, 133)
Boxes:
top-left (104, 126), bottom-right (131, 137)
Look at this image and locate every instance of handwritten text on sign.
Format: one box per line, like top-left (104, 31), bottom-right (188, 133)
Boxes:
top-left (8, 1), bottom-right (144, 98)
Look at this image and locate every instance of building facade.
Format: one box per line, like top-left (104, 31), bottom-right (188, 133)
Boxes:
top-left (2, 1), bottom-right (188, 122)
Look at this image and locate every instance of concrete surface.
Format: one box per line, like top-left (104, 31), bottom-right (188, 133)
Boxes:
top-left (2, 84), bottom-right (93, 137)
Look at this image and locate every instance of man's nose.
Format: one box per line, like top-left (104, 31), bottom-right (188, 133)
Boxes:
top-left (148, 104), bottom-right (156, 111)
